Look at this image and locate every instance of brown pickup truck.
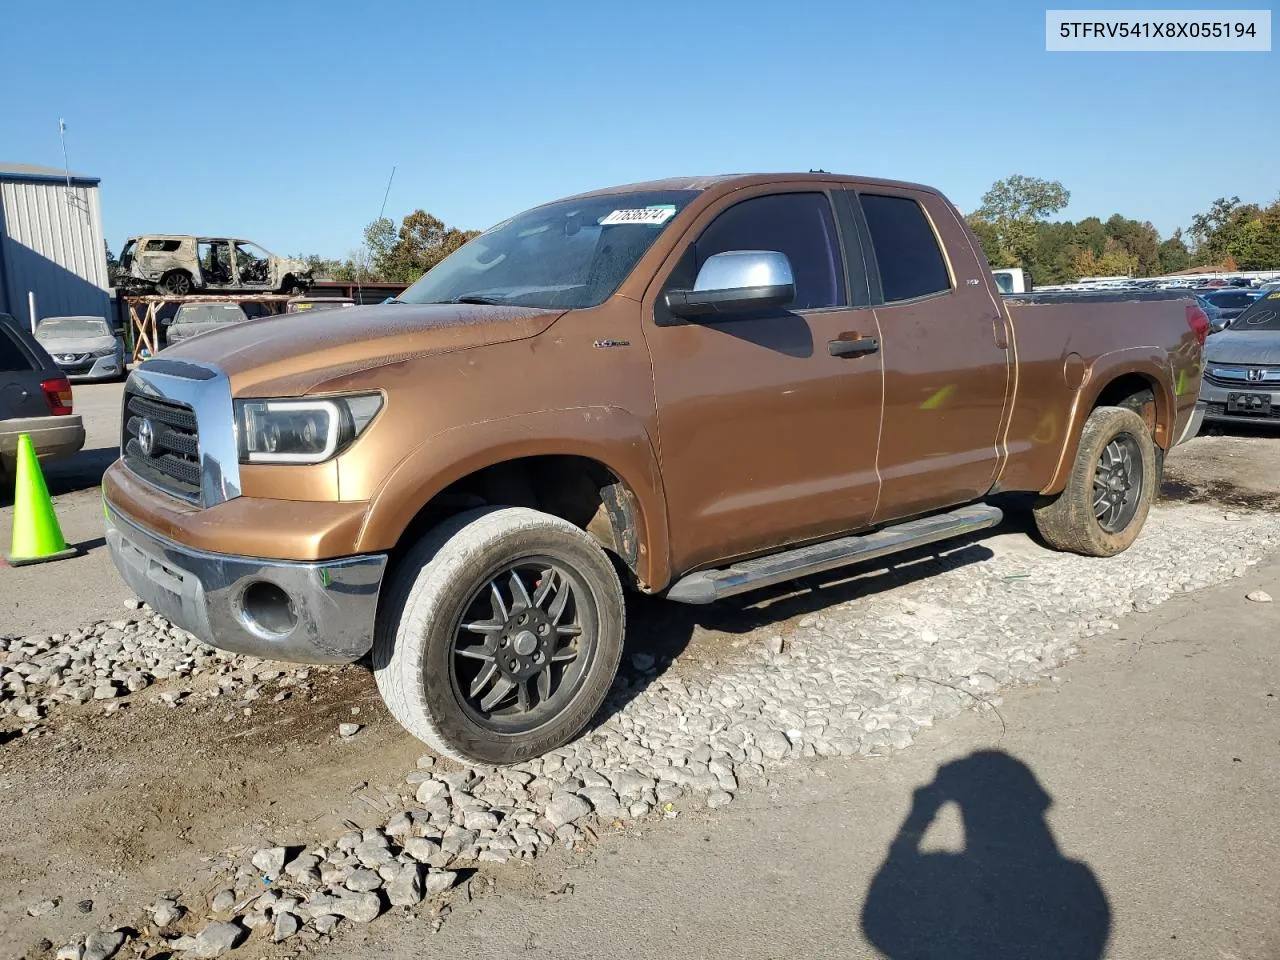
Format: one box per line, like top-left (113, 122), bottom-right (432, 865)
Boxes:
top-left (103, 173), bottom-right (1208, 764)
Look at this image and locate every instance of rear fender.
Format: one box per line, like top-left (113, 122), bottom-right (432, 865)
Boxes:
top-left (1042, 347), bottom-right (1174, 496)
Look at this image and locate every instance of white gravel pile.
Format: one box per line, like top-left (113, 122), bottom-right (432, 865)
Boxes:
top-left (21, 504), bottom-right (1280, 956)
top-left (0, 611), bottom-right (336, 732)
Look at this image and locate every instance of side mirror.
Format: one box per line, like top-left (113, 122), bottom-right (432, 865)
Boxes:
top-left (664, 250), bottom-right (795, 319)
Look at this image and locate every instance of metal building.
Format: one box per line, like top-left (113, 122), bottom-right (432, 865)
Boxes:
top-left (0, 162), bottom-right (110, 330)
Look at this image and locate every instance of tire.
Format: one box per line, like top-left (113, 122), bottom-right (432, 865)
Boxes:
top-left (158, 271), bottom-right (192, 296)
top-left (1033, 406), bottom-right (1157, 557)
top-left (372, 507), bottom-right (625, 765)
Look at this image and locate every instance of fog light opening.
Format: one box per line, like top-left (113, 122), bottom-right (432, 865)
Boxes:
top-left (239, 580), bottom-right (298, 638)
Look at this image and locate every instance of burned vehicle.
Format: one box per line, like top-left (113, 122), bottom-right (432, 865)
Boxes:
top-left (117, 236), bottom-right (311, 297)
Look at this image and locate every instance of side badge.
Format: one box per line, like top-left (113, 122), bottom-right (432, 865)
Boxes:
top-left (594, 339), bottom-right (631, 349)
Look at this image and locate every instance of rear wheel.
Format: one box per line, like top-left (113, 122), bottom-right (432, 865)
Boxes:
top-left (372, 507), bottom-right (625, 765)
top-left (1033, 406), bottom-right (1157, 557)
top-left (157, 270), bottom-right (192, 296)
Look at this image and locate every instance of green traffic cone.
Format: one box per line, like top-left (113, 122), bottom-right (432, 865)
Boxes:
top-left (7, 433), bottom-right (77, 565)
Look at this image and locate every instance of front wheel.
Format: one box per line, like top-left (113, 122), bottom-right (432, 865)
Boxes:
top-left (373, 507), bottom-right (625, 765)
top-left (1033, 405), bottom-right (1157, 557)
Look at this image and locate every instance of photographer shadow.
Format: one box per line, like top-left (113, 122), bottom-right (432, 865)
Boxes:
top-left (862, 750), bottom-right (1110, 960)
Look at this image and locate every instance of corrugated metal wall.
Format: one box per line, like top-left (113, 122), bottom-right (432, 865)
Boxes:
top-left (0, 178), bottom-right (110, 329)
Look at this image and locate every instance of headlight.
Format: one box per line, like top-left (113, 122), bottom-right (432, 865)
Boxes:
top-left (235, 394), bottom-right (383, 464)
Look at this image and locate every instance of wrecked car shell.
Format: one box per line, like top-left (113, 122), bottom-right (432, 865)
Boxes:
top-left (117, 235), bottom-right (311, 297)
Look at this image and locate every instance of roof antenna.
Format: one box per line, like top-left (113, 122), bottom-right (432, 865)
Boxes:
top-left (58, 118), bottom-right (88, 219)
top-left (359, 165), bottom-right (397, 304)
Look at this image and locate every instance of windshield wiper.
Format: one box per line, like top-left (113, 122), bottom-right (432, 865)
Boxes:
top-left (450, 294), bottom-right (509, 305)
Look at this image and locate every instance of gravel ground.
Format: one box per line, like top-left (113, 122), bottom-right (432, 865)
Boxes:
top-left (5, 493), bottom-right (1280, 958)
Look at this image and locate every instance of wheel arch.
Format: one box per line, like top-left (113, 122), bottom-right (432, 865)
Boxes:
top-left (1041, 350), bottom-right (1174, 496)
top-left (357, 409), bottom-right (671, 591)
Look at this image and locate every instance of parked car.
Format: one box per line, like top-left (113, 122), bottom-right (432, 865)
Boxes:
top-left (33, 315), bottom-right (126, 381)
top-left (0, 312), bottom-right (85, 482)
top-left (1195, 288), bottom-right (1259, 331)
top-left (104, 172), bottom-right (1205, 764)
top-left (1200, 291), bottom-right (1280, 426)
top-left (285, 296), bottom-right (357, 313)
top-left (163, 302), bottom-right (255, 347)
top-left (117, 235), bottom-right (312, 297)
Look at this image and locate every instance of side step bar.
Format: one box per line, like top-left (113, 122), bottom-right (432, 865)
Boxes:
top-left (666, 503), bottom-right (1003, 605)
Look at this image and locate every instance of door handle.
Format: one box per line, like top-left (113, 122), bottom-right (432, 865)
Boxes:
top-left (828, 336), bottom-right (880, 358)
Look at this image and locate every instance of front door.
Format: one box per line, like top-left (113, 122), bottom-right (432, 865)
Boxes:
top-left (233, 241), bottom-right (273, 289)
top-left (643, 187), bottom-right (884, 573)
top-left (850, 187), bottom-right (1011, 524)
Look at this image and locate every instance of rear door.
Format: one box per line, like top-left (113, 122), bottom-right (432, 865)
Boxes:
top-left (848, 187), bottom-right (1011, 523)
top-left (0, 313), bottom-right (56, 420)
top-left (643, 184), bottom-right (884, 573)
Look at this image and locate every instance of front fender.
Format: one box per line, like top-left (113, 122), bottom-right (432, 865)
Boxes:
top-left (355, 405), bottom-right (672, 590)
top-left (1042, 346), bottom-right (1174, 496)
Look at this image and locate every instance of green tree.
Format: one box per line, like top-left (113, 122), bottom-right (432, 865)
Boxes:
top-left (1224, 200), bottom-right (1280, 269)
top-left (973, 175), bottom-right (1071, 266)
top-left (104, 240), bottom-right (120, 285)
top-left (966, 215), bottom-right (1013, 267)
top-left (1188, 196), bottom-right (1263, 266)
top-left (1157, 229), bottom-right (1191, 274)
top-left (1073, 238), bottom-right (1138, 278)
top-left (1104, 214), bottom-right (1160, 276)
top-left (1072, 217), bottom-right (1107, 258)
top-left (1030, 220), bottom-right (1077, 285)
top-left (363, 210), bottom-right (480, 282)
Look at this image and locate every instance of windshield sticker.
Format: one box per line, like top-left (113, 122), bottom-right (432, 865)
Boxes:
top-left (599, 204), bottom-right (677, 226)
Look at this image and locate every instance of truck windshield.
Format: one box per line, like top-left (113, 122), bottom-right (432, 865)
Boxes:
top-left (399, 190), bottom-right (699, 310)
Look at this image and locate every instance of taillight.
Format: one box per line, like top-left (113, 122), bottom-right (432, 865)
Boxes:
top-left (1186, 303), bottom-right (1210, 347)
top-left (40, 376), bottom-right (74, 416)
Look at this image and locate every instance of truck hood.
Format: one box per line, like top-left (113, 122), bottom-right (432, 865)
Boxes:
top-left (162, 301), bottom-right (566, 395)
top-left (1203, 329), bottom-right (1280, 365)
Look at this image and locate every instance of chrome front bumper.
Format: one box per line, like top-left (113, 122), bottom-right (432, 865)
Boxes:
top-left (105, 502), bottom-right (387, 664)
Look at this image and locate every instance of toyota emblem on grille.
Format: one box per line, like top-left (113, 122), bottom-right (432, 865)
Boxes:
top-left (137, 418), bottom-right (156, 457)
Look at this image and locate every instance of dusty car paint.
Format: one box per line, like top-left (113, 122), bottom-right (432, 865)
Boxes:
top-left (34, 315), bottom-right (125, 381)
top-left (104, 173), bottom-right (1201, 597)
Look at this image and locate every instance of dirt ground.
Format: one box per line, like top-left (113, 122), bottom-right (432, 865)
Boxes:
top-left (1, 407), bottom-right (1277, 956)
top-left (1162, 421), bottom-right (1280, 509)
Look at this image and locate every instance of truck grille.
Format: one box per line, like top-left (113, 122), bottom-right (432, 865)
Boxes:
top-left (122, 389), bottom-right (202, 500)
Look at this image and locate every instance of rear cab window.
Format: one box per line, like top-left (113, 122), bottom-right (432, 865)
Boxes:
top-left (858, 193), bottom-right (952, 303)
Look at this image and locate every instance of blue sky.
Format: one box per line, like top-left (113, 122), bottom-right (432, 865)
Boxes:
top-left (2, 0), bottom-right (1274, 258)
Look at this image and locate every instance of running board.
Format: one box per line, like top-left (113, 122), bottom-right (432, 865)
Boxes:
top-left (666, 504), bottom-right (1003, 605)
